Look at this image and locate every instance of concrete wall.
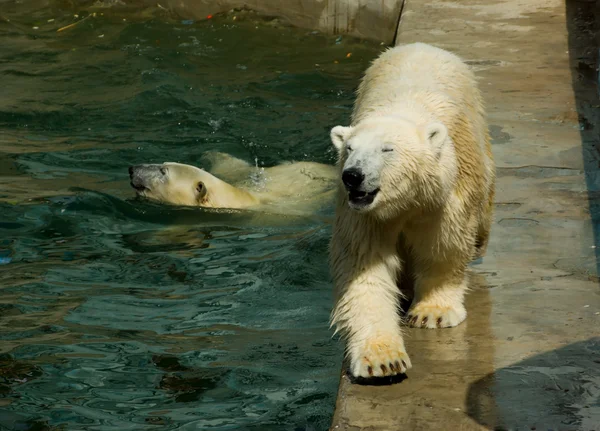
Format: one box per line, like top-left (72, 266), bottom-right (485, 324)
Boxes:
top-left (156, 0), bottom-right (404, 44)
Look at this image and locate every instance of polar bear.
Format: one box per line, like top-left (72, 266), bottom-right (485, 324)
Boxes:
top-left (328, 43), bottom-right (495, 379)
top-left (129, 152), bottom-right (337, 215)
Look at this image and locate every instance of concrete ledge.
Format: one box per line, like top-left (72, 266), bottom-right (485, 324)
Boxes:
top-left (331, 0), bottom-right (600, 429)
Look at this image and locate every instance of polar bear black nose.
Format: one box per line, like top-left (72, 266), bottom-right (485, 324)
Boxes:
top-left (342, 168), bottom-right (364, 190)
top-left (128, 166), bottom-right (134, 177)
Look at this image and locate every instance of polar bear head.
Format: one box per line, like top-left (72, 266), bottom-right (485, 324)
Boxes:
top-left (129, 162), bottom-right (258, 209)
top-left (330, 116), bottom-right (457, 218)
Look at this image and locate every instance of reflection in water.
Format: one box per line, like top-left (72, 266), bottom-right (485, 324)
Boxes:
top-left (0, 4), bottom-right (382, 430)
top-left (0, 355), bottom-right (43, 398)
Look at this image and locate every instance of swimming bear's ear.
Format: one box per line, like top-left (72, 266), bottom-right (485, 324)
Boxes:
top-left (196, 181), bottom-right (207, 199)
top-left (330, 126), bottom-right (353, 152)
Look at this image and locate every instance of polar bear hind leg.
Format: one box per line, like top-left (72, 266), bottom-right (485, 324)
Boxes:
top-left (405, 211), bottom-right (478, 329)
top-left (201, 151), bottom-right (252, 179)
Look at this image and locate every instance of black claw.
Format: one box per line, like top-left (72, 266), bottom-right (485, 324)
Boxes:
top-left (389, 362), bottom-right (396, 372)
top-left (422, 316), bottom-right (428, 326)
top-left (367, 366), bottom-right (373, 376)
top-left (401, 360), bottom-right (407, 369)
top-left (395, 360), bottom-right (401, 371)
top-left (436, 317), bottom-right (443, 328)
top-left (380, 364), bottom-right (388, 374)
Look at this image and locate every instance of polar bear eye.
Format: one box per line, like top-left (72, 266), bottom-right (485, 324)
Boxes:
top-left (382, 147), bottom-right (394, 153)
top-left (346, 145), bottom-right (353, 152)
top-left (160, 167), bottom-right (168, 175)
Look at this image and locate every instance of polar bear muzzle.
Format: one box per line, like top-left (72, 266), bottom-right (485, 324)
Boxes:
top-left (342, 167), bottom-right (380, 208)
top-left (129, 164), bottom-right (165, 194)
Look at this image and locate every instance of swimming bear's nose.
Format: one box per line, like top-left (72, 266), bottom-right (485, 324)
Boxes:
top-left (128, 166), bottom-right (134, 177)
top-left (342, 168), bottom-right (364, 190)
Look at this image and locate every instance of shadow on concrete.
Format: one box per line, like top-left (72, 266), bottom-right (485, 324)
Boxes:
top-left (566, 0), bottom-right (600, 275)
top-left (466, 337), bottom-right (600, 430)
top-left (347, 369), bottom-right (408, 386)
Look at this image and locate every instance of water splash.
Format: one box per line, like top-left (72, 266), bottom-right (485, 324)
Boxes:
top-left (250, 156), bottom-right (268, 191)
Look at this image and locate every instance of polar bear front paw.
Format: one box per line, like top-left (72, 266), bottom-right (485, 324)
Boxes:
top-left (350, 335), bottom-right (412, 378)
top-left (407, 302), bottom-right (466, 329)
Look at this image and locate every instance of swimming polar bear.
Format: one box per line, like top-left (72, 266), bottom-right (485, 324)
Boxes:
top-left (129, 152), bottom-right (337, 216)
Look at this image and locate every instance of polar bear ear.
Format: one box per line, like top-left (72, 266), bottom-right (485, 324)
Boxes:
top-left (330, 126), bottom-right (353, 151)
top-left (425, 122), bottom-right (448, 153)
top-left (196, 181), bottom-right (207, 199)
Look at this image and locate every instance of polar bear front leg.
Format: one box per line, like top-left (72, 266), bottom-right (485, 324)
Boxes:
top-left (333, 273), bottom-right (412, 378)
top-left (407, 258), bottom-right (469, 329)
top-left (330, 218), bottom-right (411, 378)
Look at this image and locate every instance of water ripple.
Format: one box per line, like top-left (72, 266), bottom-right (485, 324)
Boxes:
top-left (0, 7), bottom-right (381, 431)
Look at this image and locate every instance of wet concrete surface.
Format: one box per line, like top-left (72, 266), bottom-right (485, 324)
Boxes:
top-left (331, 0), bottom-right (600, 429)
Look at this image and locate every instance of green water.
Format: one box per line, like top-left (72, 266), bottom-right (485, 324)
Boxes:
top-left (0, 2), bottom-right (381, 430)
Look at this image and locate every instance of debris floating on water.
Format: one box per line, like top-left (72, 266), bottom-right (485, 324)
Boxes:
top-left (57, 13), bottom-right (94, 33)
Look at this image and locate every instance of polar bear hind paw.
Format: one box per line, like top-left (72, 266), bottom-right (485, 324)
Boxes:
top-left (407, 302), bottom-right (467, 329)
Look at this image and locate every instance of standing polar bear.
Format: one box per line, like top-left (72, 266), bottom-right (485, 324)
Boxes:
top-left (329, 43), bottom-right (495, 378)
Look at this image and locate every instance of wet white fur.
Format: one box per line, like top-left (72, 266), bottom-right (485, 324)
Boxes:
top-left (329, 43), bottom-right (495, 378)
top-left (136, 153), bottom-right (338, 216)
